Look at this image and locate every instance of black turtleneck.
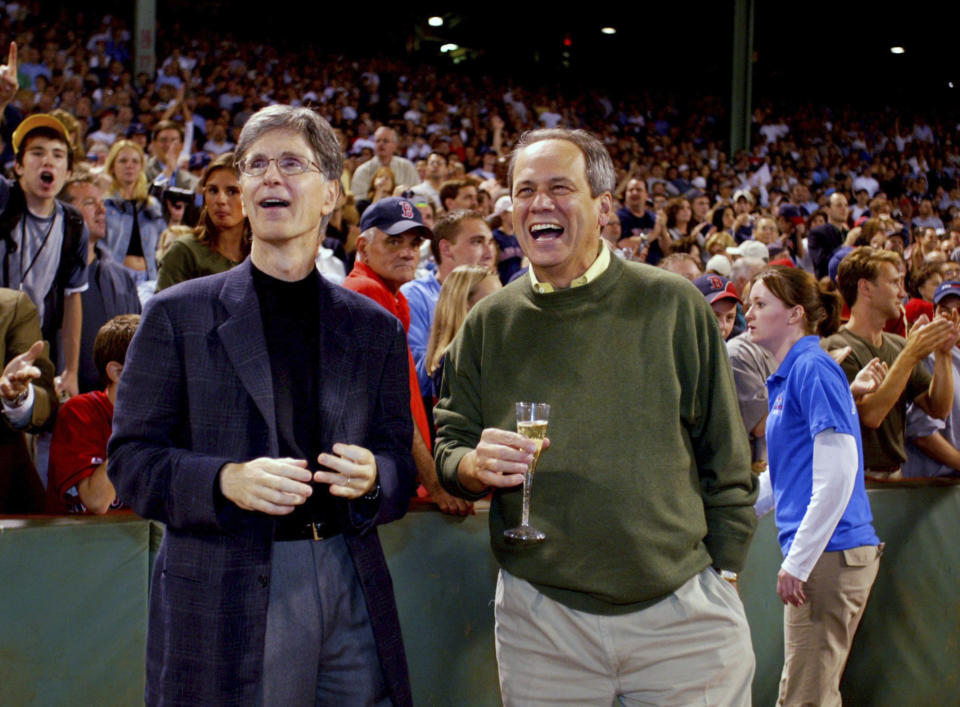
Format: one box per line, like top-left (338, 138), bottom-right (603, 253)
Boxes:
top-left (251, 263), bottom-right (340, 531)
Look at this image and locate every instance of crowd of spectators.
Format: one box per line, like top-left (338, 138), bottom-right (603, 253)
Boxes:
top-left (3, 2), bottom-right (960, 516)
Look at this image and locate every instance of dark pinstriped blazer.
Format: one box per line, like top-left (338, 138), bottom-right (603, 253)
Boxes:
top-left (108, 259), bottom-right (415, 706)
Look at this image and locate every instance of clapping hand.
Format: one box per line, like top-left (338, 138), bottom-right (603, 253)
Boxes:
top-left (850, 357), bottom-right (888, 400)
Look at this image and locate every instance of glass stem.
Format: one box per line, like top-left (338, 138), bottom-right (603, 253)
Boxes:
top-left (520, 464), bottom-right (534, 527)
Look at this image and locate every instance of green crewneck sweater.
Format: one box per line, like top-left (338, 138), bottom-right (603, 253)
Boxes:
top-left (435, 253), bottom-right (757, 614)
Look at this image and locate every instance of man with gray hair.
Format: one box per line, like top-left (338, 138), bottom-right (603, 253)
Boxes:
top-left (109, 105), bottom-right (416, 706)
top-left (59, 174), bottom-right (141, 394)
top-left (435, 128), bottom-right (758, 705)
top-left (343, 196), bottom-right (472, 516)
top-left (350, 125), bottom-right (419, 198)
top-left (729, 254), bottom-right (767, 304)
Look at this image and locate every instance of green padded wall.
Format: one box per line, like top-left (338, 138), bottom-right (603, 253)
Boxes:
top-left (3, 486), bottom-right (960, 705)
top-left (0, 515), bottom-right (149, 705)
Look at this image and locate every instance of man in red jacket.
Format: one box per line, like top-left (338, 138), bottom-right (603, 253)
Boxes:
top-left (344, 196), bottom-right (472, 515)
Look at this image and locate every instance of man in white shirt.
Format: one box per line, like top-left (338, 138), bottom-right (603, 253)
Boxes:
top-left (408, 152), bottom-right (447, 209)
top-left (853, 164), bottom-right (880, 199)
top-left (350, 126), bottom-right (419, 198)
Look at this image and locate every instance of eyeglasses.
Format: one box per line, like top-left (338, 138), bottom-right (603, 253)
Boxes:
top-left (237, 154), bottom-right (322, 177)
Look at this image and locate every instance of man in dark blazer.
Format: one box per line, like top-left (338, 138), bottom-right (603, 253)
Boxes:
top-left (108, 105), bottom-right (417, 706)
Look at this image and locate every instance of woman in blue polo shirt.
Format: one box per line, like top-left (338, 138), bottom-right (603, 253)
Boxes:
top-left (746, 266), bottom-right (883, 707)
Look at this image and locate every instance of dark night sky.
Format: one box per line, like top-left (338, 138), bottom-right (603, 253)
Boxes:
top-left (104, 0), bottom-right (958, 108)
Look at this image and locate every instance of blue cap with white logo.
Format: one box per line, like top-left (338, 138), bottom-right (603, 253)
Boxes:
top-left (934, 280), bottom-right (960, 304)
top-left (359, 196), bottom-right (431, 238)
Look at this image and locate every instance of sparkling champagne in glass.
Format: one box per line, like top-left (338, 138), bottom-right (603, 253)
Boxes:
top-left (504, 402), bottom-right (550, 544)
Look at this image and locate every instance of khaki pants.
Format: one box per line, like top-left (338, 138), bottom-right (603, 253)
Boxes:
top-left (495, 568), bottom-right (755, 706)
top-left (778, 545), bottom-right (882, 707)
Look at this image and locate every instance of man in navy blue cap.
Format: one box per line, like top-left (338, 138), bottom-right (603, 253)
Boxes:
top-left (694, 273), bottom-right (742, 341)
top-left (348, 196), bottom-right (430, 302)
top-left (904, 280), bottom-right (960, 477)
top-left (344, 196), bottom-right (464, 514)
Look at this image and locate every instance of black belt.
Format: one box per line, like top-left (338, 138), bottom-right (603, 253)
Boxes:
top-left (274, 518), bottom-right (342, 542)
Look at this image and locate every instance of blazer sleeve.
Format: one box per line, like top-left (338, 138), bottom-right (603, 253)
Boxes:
top-left (348, 316), bottom-right (417, 531)
top-left (3, 291), bottom-right (57, 433)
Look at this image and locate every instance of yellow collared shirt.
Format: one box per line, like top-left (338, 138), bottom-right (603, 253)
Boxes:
top-left (528, 243), bottom-right (611, 294)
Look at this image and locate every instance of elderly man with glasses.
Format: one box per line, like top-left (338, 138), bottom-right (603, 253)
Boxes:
top-left (108, 105), bottom-right (416, 706)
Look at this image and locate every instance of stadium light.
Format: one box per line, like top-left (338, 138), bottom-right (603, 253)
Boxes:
top-left (428, 16), bottom-right (443, 27)
top-left (440, 43), bottom-right (459, 53)
top-left (890, 46), bottom-right (905, 54)
top-left (601, 27), bottom-right (616, 35)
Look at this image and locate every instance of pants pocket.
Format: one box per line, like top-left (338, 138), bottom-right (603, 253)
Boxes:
top-left (841, 544), bottom-right (880, 567)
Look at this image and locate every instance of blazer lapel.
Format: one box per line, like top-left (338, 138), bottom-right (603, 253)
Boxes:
top-left (217, 260), bottom-right (279, 455)
top-left (317, 281), bottom-right (353, 449)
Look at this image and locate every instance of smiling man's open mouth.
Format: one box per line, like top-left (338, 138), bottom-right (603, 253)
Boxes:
top-left (530, 223), bottom-right (563, 240)
top-left (259, 198), bottom-right (290, 208)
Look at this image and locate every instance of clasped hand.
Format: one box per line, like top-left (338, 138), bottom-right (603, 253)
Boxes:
top-left (220, 443), bottom-right (377, 515)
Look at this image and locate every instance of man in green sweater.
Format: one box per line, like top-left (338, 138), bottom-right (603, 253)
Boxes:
top-left (434, 128), bottom-right (758, 705)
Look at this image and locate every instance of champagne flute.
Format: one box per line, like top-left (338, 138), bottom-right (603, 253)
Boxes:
top-left (504, 402), bottom-right (550, 544)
